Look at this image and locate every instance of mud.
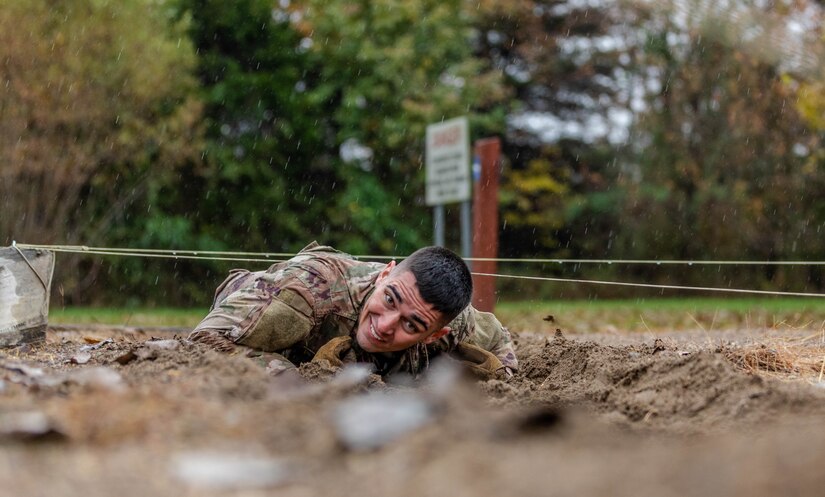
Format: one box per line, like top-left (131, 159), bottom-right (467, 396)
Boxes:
top-left (1, 326), bottom-right (825, 496)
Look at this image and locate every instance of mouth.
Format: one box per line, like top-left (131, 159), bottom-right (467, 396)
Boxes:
top-left (368, 318), bottom-right (385, 344)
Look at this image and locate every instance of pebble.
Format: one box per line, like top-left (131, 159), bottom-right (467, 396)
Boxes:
top-left (68, 367), bottom-right (126, 393)
top-left (0, 411), bottom-right (63, 439)
top-left (172, 452), bottom-right (291, 489)
top-left (331, 391), bottom-right (434, 451)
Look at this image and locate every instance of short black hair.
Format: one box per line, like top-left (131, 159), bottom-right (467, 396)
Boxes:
top-left (396, 246), bottom-right (473, 324)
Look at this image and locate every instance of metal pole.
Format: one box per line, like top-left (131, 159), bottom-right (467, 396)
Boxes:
top-left (433, 205), bottom-right (445, 247)
top-left (460, 200), bottom-right (472, 263)
top-left (471, 137), bottom-right (501, 312)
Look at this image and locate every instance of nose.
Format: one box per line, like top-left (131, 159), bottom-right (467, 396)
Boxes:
top-left (375, 311), bottom-right (400, 336)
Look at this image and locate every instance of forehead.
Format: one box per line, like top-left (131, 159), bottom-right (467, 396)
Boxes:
top-left (383, 270), bottom-right (444, 325)
top-left (384, 270), bottom-right (423, 301)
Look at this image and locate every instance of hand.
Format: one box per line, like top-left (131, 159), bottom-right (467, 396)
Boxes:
top-left (450, 342), bottom-right (508, 381)
top-left (311, 336), bottom-right (353, 367)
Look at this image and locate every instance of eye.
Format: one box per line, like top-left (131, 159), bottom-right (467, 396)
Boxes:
top-left (403, 320), bottom-right (417, 333)
top-left (384, 292), bottom-right (394, 306)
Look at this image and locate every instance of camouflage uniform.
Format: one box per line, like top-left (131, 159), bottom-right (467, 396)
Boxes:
top-left (189, 242), bottom-right (517, 377)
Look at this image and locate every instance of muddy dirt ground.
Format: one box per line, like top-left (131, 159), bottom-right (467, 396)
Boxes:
top-left (2, 323), bottom-right (825, 497)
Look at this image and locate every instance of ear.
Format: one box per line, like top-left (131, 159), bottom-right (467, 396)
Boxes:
top-left (376, 260), bottom-right (396, 282)
top-left (423, 326), bottom-right (451, 345)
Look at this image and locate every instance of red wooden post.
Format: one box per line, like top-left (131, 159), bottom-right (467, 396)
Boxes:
top-left (471, 137), bottom-right (501, 312)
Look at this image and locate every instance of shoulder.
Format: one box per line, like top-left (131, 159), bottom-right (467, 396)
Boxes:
top-left (287, 243), bottom-right (382, 284)
top-left (266, 242), bottom-right (384, 315)
top-left (449, 306), bottom-right (507, 349)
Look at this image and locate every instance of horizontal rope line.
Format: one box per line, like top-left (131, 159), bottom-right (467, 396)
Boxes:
top-left (16, 244), bottom-right (296, 260)
top-left (16, 243), bottom-right (825, 266)
top-left (18, 247), bottom-right (287, 264)
top-left (14, 242), bottom-right (825, 299)
top-left (471, 273), bottom-right (825, 298)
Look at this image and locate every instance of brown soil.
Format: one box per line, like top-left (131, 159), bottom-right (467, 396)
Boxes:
top-left (2, 325), bottom-right (825, 496)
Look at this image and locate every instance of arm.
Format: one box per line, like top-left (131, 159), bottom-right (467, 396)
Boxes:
top-left (190, 268), bottom-right (316, 353)
top-left (465, 308), bottom-right (519, 373)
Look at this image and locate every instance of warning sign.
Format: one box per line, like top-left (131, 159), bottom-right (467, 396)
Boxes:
top-left (425, 117), bottom-right (470, 206)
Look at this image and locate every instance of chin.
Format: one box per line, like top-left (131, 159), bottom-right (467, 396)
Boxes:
top-left (355, 328), bottom-right (376, 352)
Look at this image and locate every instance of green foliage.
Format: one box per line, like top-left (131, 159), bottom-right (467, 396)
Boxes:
top-left (170, 0), bottom-right (324, 252)
top-left (587, 2), bottom-right (825, 293)
top-left (300, 0), bottom-right (508, 253)
top-left (326, 169), bottom-right (421, 255)
top-left (164, 0), bottom-right (508, 258)
top-left (0, 0), bottom-right (202, 303)
top-left (500, 157), bottom-right (569, 252)
top-left (90, 0), bottom-right (508, 304)
top-left (6, 0), bottom-right (825, 306)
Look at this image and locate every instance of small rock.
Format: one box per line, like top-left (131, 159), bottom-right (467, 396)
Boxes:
top-left (652, 338), bottom-right (666, 353)
top-left (145, 339), bottom-right (179, 351)
top-left (0, 411), bottom-right (64, 440)
top-left (69, 351), bottom-right (92, 365)
top-left (13, 343), bottom-right (32, 354)
top-left (172, 452), bottom-right (291, 489)
top-left (330, 364), bottom-right (375, 390)
top-left (80, 338), bottom-right (113, 352)
top-left (68, 367), bottom-right (126, 393)
top-left (1, 361), bottom-right (44, 378)
top-left (331, 391), bottom-right (434, 451)
top-left (113, 350), bottom-right (137, 365)
top-left (424, 358), bottom-right (462, 398)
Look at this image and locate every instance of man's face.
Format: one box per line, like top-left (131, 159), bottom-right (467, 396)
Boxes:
top-left (355, 262), bottom-right (450, 353)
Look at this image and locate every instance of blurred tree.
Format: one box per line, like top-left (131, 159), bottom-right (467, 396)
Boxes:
top-left (0, 0), bottom-right (202, 302)
top-left (171, 0), bottom-right (508, 260)
top-left (297, 0), bottom-right (509, 255)
top-left (171, 0), bottom-right (322, 254)
top-left (612, 0), bottom-right (824, 289)
top-left (475, 0), bottom-right (825, 295)
top-left (472, 0), bottom-right (632, 257)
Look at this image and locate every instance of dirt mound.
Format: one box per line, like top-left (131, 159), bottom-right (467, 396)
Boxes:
top-left (483, 333), bottom-right (825, 430)
top-left (4, 326), bottom-right (825, 497)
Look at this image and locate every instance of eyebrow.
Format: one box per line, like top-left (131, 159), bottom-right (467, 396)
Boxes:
top-left (388, 284), bottom-right (429, 331)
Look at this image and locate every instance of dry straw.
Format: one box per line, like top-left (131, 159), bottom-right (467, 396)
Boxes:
top-left (721, 335), bottom-right (825, 382)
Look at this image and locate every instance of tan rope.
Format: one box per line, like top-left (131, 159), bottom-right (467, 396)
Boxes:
top-left (11, 241), bottom-right (49, 292)
top-left (16, 243), bottom-right (825, 266)
top-left (13, 242), bottom-right (825, 298)
top-left (471, 272), bottom-right (825, 299)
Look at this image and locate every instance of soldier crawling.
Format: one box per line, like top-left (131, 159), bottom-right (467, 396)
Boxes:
top-left (188, 242), bottom-right (517, 379)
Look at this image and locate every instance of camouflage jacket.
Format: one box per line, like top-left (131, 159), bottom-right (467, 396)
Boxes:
top-left (190, 242), bottom-right (517, 376)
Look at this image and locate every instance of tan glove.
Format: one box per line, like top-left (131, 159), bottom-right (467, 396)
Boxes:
top-left (450, 342), bottom-right (508, 380)
top-left (311, 336), bottom-right (353, 367)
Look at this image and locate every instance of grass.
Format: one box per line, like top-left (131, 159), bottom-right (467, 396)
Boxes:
top-left (495, 297), bottom-right (825, 383)
top-left (497, 297), bottom-right (825, 313)
top-left (495, 297), bottom-right (825, 334)
top-left (50, 307), bottom-right (208, 328)
top-left (48, 298), bottom-right (825, 383)
top-left (48, 297), bottom-right (825, 333)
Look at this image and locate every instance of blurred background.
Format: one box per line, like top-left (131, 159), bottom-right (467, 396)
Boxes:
top-left (1, 0), bottom-right (823, 307)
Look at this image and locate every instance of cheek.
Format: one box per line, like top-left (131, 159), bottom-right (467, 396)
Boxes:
top-left (363, 295), bottom-right (381, 314)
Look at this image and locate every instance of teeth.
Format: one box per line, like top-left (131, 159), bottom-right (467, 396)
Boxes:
top-left (370, 322), bottom-right (382, 341)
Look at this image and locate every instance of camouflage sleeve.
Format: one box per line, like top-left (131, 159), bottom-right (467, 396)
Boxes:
top-left (190, 268), bottom-right (316, 353)
top-left (465, 308), bottom-right (519, 372)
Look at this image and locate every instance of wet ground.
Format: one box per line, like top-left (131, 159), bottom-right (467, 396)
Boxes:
top-left (2, 323), bottom-right (825, 496)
